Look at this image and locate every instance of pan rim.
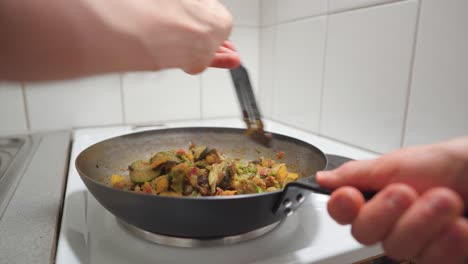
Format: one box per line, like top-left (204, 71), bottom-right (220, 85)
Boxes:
top-left (75, 126), bottom-right (328, 201)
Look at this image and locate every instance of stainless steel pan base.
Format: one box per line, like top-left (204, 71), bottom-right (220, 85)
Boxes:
top-left (117, 218), bottom-right (281, 248)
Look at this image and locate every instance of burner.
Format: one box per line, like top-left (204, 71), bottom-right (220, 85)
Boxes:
top-left (0, 137), bottom-right (25, 148)
top-left (0, 137), bottom-right (25, 180)
top-left (117, 219), bottom-right (281, 248)
top-left (325, 154), bottom-right (353, 171)
top-left (0, 151), bottom-right (14, 180)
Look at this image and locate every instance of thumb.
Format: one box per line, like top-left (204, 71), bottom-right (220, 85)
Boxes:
top-left (316, 158), bottom-right (391, 191)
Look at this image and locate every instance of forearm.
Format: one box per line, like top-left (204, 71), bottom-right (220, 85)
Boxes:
top-left (0, 0), bottom-right (233, 81)
top-left (0, 0), bottom-right (153, 81)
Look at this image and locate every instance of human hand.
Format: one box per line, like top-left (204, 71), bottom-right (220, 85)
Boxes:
top-left (316, 137), bottom-right (468, 263)
top-left (0, 0), bottom-right (239, 80)
top-left (130, 0), bottom-right (238, 74)
top-left (185, 40), bottom-right (240, 74)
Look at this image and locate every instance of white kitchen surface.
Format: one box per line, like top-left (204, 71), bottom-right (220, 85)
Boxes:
top-left (24, 74), bottom-right (123, 130)
top-left (276, 0), bottom-right (328, 23)
top-left (201, 27), bottom-right (259, 119)
top-left (272, 17), bottom-right (327, 134)
top-left (0, 82), bottom-right (28, 134)
top-left (122, 70), bottom-right (201, 124)
top-left (56, 118), bottom-right (382, 264)
top-left (259, 25), bottom-right (276, 118)
top-left (328, 0), bottom-right (405, 13)
top-left (220, 0), bottom-right (260, 27)
top-left (404, 0), bottom-right (468, 146)
top-left (320, 0), bottom-right (418, 153)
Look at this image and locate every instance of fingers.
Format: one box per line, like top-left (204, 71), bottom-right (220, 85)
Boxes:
top-left (184, 41), bottom-right (240, 74)
top-left (211, 41), bottom-right (240, 68)
top-left (327, 187), bottom-right (365, 225)
top-left (222, 40), bottom-right (236, 51)
top-left (383, 188), bottom-right (464, 261)
top-left (317, 159), bottom-right (388, 191)
top-left (350, 184), bottom-right (418, 245)
top-left (417, 218), bottom-right (468, 264)
top-left (209, 52), bottom-right (240, 69)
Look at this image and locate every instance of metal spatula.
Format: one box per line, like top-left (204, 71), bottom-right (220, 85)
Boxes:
top-left (230, 65), bottom-right (272, 147)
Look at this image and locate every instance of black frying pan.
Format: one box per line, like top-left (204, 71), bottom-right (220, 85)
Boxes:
top-left (75, 127), bottom-right (373, 238)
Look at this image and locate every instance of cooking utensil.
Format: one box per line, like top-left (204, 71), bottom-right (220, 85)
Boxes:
top-left (76, 127), bottom-right (376, 238)
top-left (230, 65), bottom-right (271, 147)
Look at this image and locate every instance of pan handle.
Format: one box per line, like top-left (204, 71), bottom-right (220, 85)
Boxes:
top-left (272, 175), bottom-right (376, 217)
top-left (273, 176), bottom-right (468, 218)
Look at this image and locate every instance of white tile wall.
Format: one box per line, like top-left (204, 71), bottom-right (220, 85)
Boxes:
top-left (25, 74), bottom-right (122, 130)
top-left (404, 0), bottom-right (468, 146)
top-left (122, 70), bottom-right (200, 124)
top-left (272, 17), bottom-right (327, 133)
top-left (277, 0), bottom-right (328, 23)
top-left (259, 26), bottom-right (276, 118)
top-left (320, 1), bottom-right (418, 153)
top-left (0, 82), bottom-right (28, 134)
top-left (260, 0), bottom-right (278, 26)
top-left (201, 27), bottom-right (259, 119)
top-left (220, 0), bottom-right (260, 26)
top-left (329, 0), bottom-right (404, 13)
top-left (261, 0), bottom-right (328, 26)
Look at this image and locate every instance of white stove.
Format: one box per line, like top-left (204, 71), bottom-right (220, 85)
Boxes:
top-left (55, 118), bottom-right (384, 264)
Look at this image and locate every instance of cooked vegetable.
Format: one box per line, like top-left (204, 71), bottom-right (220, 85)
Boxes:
top-left (170, 163), bottom-right (190, 194)
top-left (110, 144), bottom-right (300, 196)
top-left (150, 152), bottom-right (181, 168)
top-left (191, 146), bottom-right (209, 161)
top-left (208, 161), bottom-right (226, 194)
top-left (152, 175), bottom-right (169, 194)
top-left (110, 174), bottom-right (127, 189)
top-left (129, 160), bottom-right (160, 183)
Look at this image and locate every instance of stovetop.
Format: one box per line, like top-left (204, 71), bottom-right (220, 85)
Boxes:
top-left (55, 118), bottom-right (383, 264)
top-left (0, 134), bottom-right (41, 218)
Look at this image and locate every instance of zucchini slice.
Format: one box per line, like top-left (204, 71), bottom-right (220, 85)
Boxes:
top-left (129, 160), bottom-right (160, 183)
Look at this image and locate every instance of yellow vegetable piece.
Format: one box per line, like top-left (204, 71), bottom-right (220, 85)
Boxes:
top-left (150, 158), bottom-right (169, 168)
top-left (185, 151), bottom-right (194, 162)
top-left (221, 190), bottom-right (237, 196)
top-left (111, 174), bottom-right (126, 186)
top-left (276, 165), bottom-right (288, 182)
top-left (287, 172), bottom-right (299, 180)
top-left (152, 175), bottom-right (169, 194)
top-left (282, 172), bottom-right (299, 186)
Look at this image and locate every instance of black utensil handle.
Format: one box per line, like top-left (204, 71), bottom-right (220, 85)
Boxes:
top-left (273, 175), bottom-right (377, 217)
top-left (273, 176), bottom-right (468, 218)
top-left (230, 65), bottom-right (262, 121)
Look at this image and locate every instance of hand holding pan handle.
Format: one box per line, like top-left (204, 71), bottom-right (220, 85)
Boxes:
top-left (273, 176), bottom-right (468, 218)
top-left (272, 176), bottom-right (376, 217)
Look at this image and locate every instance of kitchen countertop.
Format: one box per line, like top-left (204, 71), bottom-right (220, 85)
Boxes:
top-left (0, 131), bottom-right (71, 264)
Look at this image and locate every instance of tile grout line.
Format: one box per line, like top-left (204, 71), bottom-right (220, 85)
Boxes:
top-left (317, 0), bottom-right (331, 135)
top-left (119, 73), bottom-right (127, 124)
top-left (327, 0), bottom-right (406, 15)
top-left (21, 82), bottom-right (32, 131)
top-left (259, 0), bottom-right (407, 28)
top-left (232, 24), bottom-right (261, 29)
top-left (267, 117), bottom-right (382, 156)
top-left (199, 74), bottom-right (204, 120)
top-left (255, 24), bottom-right (263, 115)
top-left (269, 19), bottom-right (277, 120)
top-left (400, 0), bottom-right (423, 148)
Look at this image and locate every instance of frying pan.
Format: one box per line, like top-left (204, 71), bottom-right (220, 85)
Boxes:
top-left (76, 127), bottom-right (373, 238)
